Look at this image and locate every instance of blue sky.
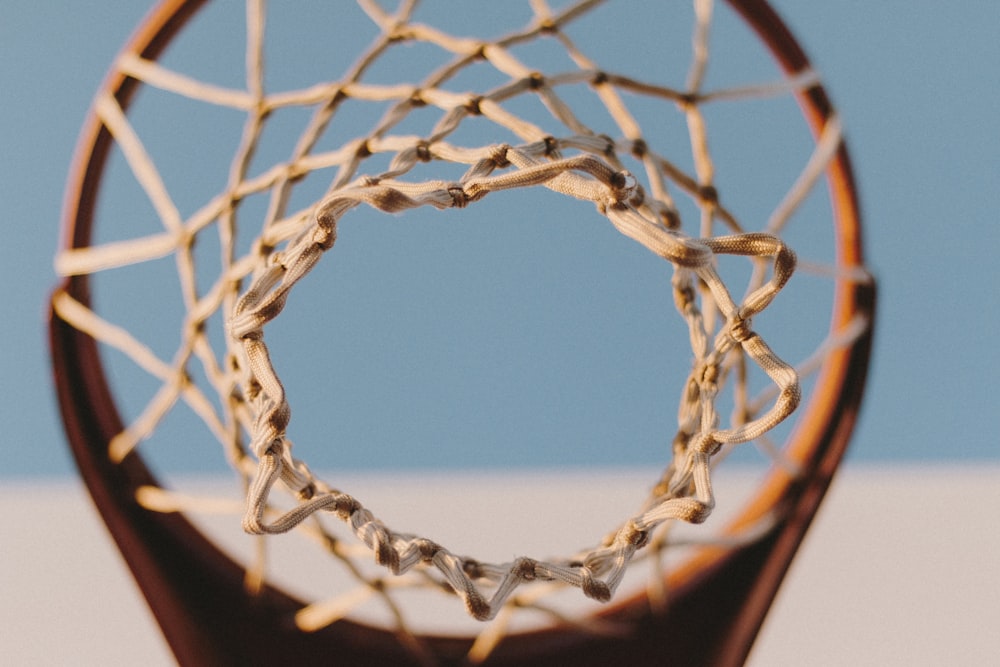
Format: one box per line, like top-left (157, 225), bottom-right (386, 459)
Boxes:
top-left (2, 1), bottom-right (997, 478)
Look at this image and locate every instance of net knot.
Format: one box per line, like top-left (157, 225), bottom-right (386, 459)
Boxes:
top-left (729, 316), bottom-right (753, 343)
top-left (596, 133), bottom-right (616, 158)
top-left (488, 143), bottom-right (511, 168)
top-left (464, 96), bottom-right (483, 115)
top-left (697, 362), bottom-right (720, 387)
top-left (691, 433), bottom-right (721, 456)
top-left (610, 169), bottom-right (631, 191)
top-left (312, 220), bottom-right (336, 250)
top-left (334, 493), bottom-right (361, 520)
top-left (578, 567), bottom-right (611, 602)
top-left (661, 205), bottom-right (682, 229)
top-left (448, 186), bottom-right (469, 208)
top-left (375, 539), bottom-right (399, 573)
top-left (417, 538), bottom-right (443, 562)
top-left (386, 22), bottom-right (410, 43)
top-left (408, 89), bottom-right (426, 107)
top-left (606, 169), bottom-right (636, 206)
top-left (622, 520), bottom-right (650, 549)
top-left (698, 184), bottom-right (719, 204)
top-left (414, 141), bottom-right (432, 162)
top-left (354, 140), bottom-right (372, 159)
top-left (295, 481), bottom-right (317, 501)
top-left (542, 136), bottom-right (559, 156)
top-left (536, 16), bottom-right (558, 34)
top-left (513, 557), bottom-right (538, 581)
top-left (265, 408), bottom-right (290, 438)
top-left (674, 281), bottom-right (697, 313)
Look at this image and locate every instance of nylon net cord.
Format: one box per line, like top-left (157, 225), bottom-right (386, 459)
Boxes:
top-left (53, 0), bottom-right (873, 661)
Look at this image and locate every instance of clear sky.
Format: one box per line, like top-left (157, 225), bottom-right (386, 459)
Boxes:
top-left (2, 1), bottom-right (998, 479)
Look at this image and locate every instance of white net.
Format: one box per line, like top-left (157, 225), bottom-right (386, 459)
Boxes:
top-left (53, 0), bottom-right (872, 662)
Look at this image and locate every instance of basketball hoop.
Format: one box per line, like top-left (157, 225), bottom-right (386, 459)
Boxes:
top-left (50, 1), bottom-right (874, 664)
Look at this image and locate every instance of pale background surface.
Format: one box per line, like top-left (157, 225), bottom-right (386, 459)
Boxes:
top-left (2, 1), bottom-right (998, 665)
top-left (4, 467), bottom-right (999, 665)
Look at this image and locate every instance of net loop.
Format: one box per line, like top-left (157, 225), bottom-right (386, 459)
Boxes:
top-left (227, 121), bottom-right (803, 615)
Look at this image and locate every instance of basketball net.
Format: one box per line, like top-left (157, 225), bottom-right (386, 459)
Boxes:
top-left (52, 0), bottom-right (873, 662)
